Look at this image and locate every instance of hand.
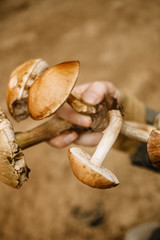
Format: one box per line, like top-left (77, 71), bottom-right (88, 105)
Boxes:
top-left (48, 81), bottom-right (121, 148)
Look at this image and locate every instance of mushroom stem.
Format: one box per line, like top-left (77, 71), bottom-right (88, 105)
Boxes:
top-left (15, 117), bottom-right (84, 150)
top-left (15, 115), bottom-right (155, 150)
top-left (121, 121), bottom-right (152, 143)
top-left (90, 110), bottom-right (123, 167)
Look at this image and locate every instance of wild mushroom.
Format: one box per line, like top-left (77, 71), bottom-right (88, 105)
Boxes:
top-left (147, 130), bottom-right (160, 169)
top-left (121, 121), bottom-right (160, 168)
top-left (122, 122), bottom-right (160, 169)
top-left (6, 58), bottom-right (49, 121)
top-left (0, 109), bottom-right (29, 188)
top-left (28, 61), bottom-right (97, 120)
top-left (120, 119), bottom-right (160, 169)
top-left (68, 104), bottom-right (123, 189)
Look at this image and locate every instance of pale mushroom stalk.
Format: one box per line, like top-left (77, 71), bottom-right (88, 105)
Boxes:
top-left (90, 110), bottom-right (123, 167)
top-left (121, 121), bottom-right (154, 143)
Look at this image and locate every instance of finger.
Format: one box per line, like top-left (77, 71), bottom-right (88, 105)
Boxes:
top-left (81, 81), bottom-right (121, 105)
top-left (104, 81), bottom-right (122, 104)
top-left (56, 103), bottom-right (92, 127)
top-left (72, 83), bottom-right (91, 98)
top-left (48, 132), bottom-right (78, 148)
top-left (75, 132), bottom-right (103, 146)
top-left (81, 81), bottom-right (107, 105)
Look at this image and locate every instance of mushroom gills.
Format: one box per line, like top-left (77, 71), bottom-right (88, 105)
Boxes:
top-left (11, 98), bottom-right (28, 121)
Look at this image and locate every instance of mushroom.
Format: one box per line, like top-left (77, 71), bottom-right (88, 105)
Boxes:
top-left (122, 121), bottom-right (160, 169)
top-left (120, 119), bottom-right (160, 169)
top-left (121, 121), bottom-right (160, 168)
top-left (28, 61), bottom-right (97, 120)
top-left (6, 58), bottom-right (49, 122)
top-left (68, 108), bottom-right (123, 189)
top-left (147, 130), bottom-right (160, 169)
top-left (0, 109), bottom-right (29, 188)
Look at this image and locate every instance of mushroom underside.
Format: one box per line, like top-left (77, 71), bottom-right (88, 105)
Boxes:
top-left (68, 147), bottom-right (119, 189)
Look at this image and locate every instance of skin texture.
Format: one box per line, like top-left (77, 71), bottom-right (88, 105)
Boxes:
top-left (48, 81), bottom-right (121, 148)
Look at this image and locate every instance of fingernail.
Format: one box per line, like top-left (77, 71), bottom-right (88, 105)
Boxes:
top-left (83, 92), bottom-right (99, 104)
top-left (77, 115), bottom-right (92, 127)
top-left (64, 132), bottom-right (78, 144)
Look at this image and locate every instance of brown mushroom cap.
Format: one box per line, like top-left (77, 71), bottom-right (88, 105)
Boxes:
top-left (6, 59), bottom-right (48, 121)
top-left (147, 129), bottom-right (160, 169)
top-left (68, 148), bottom-right (119, 189)
top-left (28, 61), bottom-right (80, 120)
top-left (0, 110), bottom-right (29, 188)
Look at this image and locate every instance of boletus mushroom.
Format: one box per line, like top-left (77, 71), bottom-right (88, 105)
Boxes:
top-left (28, 61), bottom-right (97, 120)
top-left (68, 106), bottom-right (123, 189)
top-left (0, 109), bottom-right (29, 188)
top-left (147, 130), bottom-right (160, 169)
top-left (6, 58), bottom-right (49, 121)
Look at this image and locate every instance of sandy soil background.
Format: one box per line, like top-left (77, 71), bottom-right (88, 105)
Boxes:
top-left (0, 0), bottom-right (160, 239)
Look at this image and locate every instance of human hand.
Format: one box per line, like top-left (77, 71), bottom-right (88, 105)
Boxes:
top-left (48, 81), bottom-right (121, 148)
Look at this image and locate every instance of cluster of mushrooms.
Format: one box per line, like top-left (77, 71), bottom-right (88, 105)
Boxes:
top-left (0, 59), bottom-right (160, 189)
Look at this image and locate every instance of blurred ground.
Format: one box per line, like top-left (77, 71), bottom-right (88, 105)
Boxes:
top-left (0, 0), bottom-right (160, 239)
